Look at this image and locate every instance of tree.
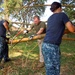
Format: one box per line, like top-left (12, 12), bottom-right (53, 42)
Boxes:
top-left (11, 0), bottom-right (47, 27)
top-left (61, 0), bottom-right (75, 21)
top-left (0, 0), bottom-right (47, 27)
top-left (0, 0), bottom-right (3, 5)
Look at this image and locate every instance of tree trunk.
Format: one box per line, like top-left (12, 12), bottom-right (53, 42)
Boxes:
top-left (4, 0), bottom-right (9, 20)
top-left (8, 29), bottom-right (72, 44)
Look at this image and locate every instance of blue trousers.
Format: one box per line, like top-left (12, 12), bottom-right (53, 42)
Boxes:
top-left (42, 42), bottom-right (60, 75)
top-left (0, 37), bottom-right (9, 62)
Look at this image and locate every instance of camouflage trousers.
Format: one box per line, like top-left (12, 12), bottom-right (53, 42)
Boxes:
top-left (0, 37), bottom-right (9, 62)
top-left (42, 42), bottom-right (60, 75)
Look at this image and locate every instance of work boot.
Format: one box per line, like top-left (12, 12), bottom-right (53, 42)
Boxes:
top-left (0, 63), bottom-right (4, 70)
top-left (4, 58), bottom-right (11, 63)
top-left (37, 62), bottom-right (45, 68)
top-left (0, 66), bottom-right (4, 69)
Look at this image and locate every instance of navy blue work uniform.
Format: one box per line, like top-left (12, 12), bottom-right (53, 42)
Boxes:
top-left (42, 12), bottom-right (70, 75)
top-left (0, 20), bottom-right (9, 62)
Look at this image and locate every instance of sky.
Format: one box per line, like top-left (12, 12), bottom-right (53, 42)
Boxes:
top-left (13, 0), bottom-right (61, 27)
top-left (41, 0), bottom-right (61, 21)
top-left (0, 0), bottom-right (61, 22)
top-left (0, 0), bottom-right (61, 27)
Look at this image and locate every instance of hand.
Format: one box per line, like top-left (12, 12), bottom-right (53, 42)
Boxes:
top-left (6, 38), bottom-right (10, 43)
top-left (23, 30), bottom-right (29, 34)
top-left (6, 31), bottom-right (11, 38)
top-left (28, 34), bottom-right (36, 40)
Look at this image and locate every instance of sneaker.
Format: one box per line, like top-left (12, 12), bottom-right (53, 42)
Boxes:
top-left (4, 58), bottom-right (11, 63)
top-left (37, 62), bottom-right (45, 68)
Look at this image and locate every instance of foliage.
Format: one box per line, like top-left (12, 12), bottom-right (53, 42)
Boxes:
top-left (0, 0), bottom-right (47, 27)
top-left (0, 0), bottom-right (22, 20)
top-left (61, 0), bottom-right (75, 20)
top-left (5, 0), bottom-right (22, 15)
top-left (11, 0), bottom-right (47, 26)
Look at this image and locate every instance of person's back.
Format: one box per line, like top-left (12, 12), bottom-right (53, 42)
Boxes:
top-left (0, 20), bottom-right (6, 38)
top-left (44, 12), bottom-right (69, 45)
top-left (42, 2), bottom-right (75, 75)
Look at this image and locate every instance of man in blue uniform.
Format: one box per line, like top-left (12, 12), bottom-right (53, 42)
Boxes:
top-left (42, 2), bottom-right (75, 75)
top-left (0, 20), bottom-right (11, 65)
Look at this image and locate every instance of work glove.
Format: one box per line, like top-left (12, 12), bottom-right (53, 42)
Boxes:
top-left (23, 30), bottom-right (29, 34)
top-left (28, 34), bottom-right (37, 40)
top-left (6, 31), bottom-right (11, 39)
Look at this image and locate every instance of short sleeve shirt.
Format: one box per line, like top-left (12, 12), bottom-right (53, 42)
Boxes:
top-left (44, 12), bottom-right (70, 45)
top-left (31, 21), bottom-right (46, 34)
top-left (0, 20), bottom-right (6, 38)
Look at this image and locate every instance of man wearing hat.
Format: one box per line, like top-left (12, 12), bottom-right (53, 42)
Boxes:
top-left (0, 20), bottom-right (11, 67)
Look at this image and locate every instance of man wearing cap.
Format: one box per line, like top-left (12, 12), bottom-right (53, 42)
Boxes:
top-left (42, 2), bottom-right (75, 75)
top-left (0, 20), bottom-right (11, 66)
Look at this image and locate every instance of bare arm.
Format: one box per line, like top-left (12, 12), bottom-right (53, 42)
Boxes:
top-left (36, 28), bottom-right (44, 35)
top-left (66, 21), bottom-right (75, 33)
top-left (3, 21), bottom-right (9, 31)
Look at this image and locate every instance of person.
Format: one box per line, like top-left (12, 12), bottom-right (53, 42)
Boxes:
top-left (42, 2), bottom-right (75, 75)
top-left (0, 20), bottom-right (11, 64)
top-left (12, 15), bottom-right (46, 68)
top-left (27, 15), bottom-right (46, 68)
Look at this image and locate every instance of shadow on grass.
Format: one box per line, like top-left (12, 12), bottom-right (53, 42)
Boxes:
top-left (60, 40), bottom-right (75, 75)
top-left (0, 55), bottom-right (45, 75)
top-left (0, 41), bottom-right (45, 75)
top-left (1, 34), bottom-right (75, 75)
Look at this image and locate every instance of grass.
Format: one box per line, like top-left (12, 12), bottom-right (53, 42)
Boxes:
top-left (0, 33), bottom-right (75, 75)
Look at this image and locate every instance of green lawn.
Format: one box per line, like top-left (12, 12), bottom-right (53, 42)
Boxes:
top-left (0, 33), bottom-right (75, 75)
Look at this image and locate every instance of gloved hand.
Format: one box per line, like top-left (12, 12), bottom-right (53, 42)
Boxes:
top-left (23, 30), bottom-right (29, 34)
top-left (6, 31), bottom-right (11, 39)
top-left (28, 34), bottom-right (37, 40)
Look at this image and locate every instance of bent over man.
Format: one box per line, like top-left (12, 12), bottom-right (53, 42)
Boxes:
top-left (0, 20), bottom-right (11, 64)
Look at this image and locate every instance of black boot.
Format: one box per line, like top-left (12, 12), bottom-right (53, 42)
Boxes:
top-left (4, 58), bottom-right (11, 63)
top-left (0, 59), bottom-right (4, 69)
top-left (0, 66), bottom-right (4, 69)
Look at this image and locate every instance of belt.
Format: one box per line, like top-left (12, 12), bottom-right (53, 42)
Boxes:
top-left (44, 41), bottom-right (60, 46)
